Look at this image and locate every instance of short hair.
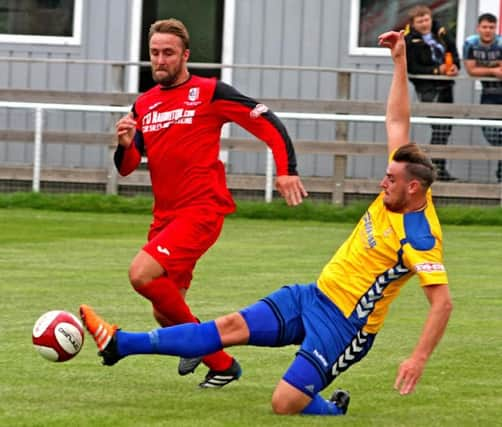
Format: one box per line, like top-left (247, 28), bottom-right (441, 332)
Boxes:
top-left (392, 143), bottom-right (436, 188)
top-left (148, 18), bottom-right (190, 49)
top-left (478, 13), bottom-right (497, 24)
top-left (408, 5), bottom-right (432, 23)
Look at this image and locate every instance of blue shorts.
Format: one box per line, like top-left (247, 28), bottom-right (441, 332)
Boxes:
top-left (240, 283), bottom-right (375, 394)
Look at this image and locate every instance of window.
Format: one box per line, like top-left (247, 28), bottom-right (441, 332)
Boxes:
top-left (349, 0), bottom-right (466, 56)
top-left (0, 0), bottom-right (82, 45)
top-left (139, 0), bottom-right (224, 92)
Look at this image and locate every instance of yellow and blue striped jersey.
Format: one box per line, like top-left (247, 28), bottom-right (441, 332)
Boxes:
top-left (317, 189), bottom-right (448, 334)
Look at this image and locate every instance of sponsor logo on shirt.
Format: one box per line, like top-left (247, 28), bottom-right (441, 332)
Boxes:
top-left (414, 262), bottom-right (445, 273)
top-left (142, 109), bottom-right (196, 133)
top-left (362, 212), bottom-right (376, 249)
top-left (250, 103), bottom-right (269, 118)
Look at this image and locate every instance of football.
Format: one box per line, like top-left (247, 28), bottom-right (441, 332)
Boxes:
top-left (32, 310), bottom-right (84, 362)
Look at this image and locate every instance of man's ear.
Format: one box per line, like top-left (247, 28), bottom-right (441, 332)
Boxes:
top-left (408, 179), bottom-right (421, 195)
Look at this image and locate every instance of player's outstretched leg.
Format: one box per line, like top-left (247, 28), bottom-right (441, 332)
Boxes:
top-left (80, 303), bottom-right (241, 390)
top-left (79, 304), bottom-right (122, 366)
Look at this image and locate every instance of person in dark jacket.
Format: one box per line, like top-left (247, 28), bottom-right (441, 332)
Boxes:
top-left (405, 5), bottom-right (460, 181)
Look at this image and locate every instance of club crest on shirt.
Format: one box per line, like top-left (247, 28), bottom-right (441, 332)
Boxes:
top-left (188, 87), bottom-right (200, 102)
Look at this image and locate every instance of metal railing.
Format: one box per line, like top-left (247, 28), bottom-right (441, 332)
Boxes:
top-left (2, 99), bottom-right (502, 201)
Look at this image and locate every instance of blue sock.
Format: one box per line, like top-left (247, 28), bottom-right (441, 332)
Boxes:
top-left (301, 394), bottom-right (344, 416)
top-left (116, 321), bottom-right (223, 358)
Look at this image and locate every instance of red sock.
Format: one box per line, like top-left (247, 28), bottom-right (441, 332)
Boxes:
top-left (136, 277), bottom-right (233, 371)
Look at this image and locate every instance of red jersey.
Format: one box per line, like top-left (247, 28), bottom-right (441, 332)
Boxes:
top-left (115, 75), bottom-right (298, 221)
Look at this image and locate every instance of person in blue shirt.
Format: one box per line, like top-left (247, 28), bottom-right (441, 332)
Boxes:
top-left (463, 13), bottom-right (502, 183)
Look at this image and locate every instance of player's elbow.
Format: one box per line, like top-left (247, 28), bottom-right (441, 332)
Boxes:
top-left (435, 294), bottom-right (453, 317)
top-left (118, 168), bottom-right (133, 177)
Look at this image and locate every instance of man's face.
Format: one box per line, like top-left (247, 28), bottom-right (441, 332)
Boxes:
top-left (149, 32), bottom-right (189, 87)
top-left (380, 161), bottom-right (412, 213)
top-left (477, 20), bottom-right (497, 44)
top-left (412, 13), bottom-right (433, 35)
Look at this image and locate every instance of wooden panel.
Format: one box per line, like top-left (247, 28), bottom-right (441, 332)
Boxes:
top-left (0, 166), bottom-right (107, 183)
top-left (220, 139), bottom-right (502, 160)
top-left (0, 130), bottom-right (115, 145)
top-left (2, 90), bottom-right (501, 118)
top-left (2, 131), bottom-right (502, 161)
top-left (0, 89), bottom-right (137, 106)
top-left (1, 166), bottom-right (500, 201)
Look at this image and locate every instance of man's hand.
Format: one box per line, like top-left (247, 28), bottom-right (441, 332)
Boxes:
top-left (492, 65), bottom-right (502, 79)
top-left (394, 357), bottom-right (426, 395)
top-left (378, 30), bottom-right (406, 60)
top-left (115, 112), bottom-right (137, 147)
top-left (275, 175), bottom-right (308, 206)
top-left (439, 63), bottom-right (459, 76)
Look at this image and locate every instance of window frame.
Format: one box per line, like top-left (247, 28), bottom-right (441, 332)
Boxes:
top-left (349, 0), bottom-right (467, 57)
top-left (0, 0), bottom-right (83, 46)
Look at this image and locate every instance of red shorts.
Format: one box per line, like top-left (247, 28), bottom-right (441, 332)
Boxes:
top-left (143, 210), bottom-right (225, 290)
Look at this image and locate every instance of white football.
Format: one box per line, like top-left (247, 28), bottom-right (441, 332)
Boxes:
top-left (32, 310), bottom-right (84, 362)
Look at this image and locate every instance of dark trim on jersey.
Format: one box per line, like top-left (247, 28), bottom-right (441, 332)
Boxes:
top-left (260, 297), bottom-right (286, 346)
top-left (114, 131), bottom-right (145, 170)
top-left (212, 80), bottom-right (298, 175)
top-left (159, 74), bottom-right (193, 91)
top-left (349, 249), bottom-right (410, 329)
top-left (297, 349), bottom-right (330, 387)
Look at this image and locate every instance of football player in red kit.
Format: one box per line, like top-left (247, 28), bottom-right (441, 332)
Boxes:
top-left (113, 18), bottom-right (307, 388)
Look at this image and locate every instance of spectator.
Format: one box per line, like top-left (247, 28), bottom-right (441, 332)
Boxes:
top-left (463, 13), bottom-right (502, 183)
top-left (405, 5), bottom-right (460, 181)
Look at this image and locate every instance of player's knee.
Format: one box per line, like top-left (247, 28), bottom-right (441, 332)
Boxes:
top-left (215, 313), bottom-right (249, 345)
top-left (128, 263), bottom-right (151, 289)
top-left (270, 392), bottom-right (301, 415)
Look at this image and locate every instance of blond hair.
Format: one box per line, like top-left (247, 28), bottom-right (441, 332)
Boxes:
top-left (148, 18), bottom-right (190, 49)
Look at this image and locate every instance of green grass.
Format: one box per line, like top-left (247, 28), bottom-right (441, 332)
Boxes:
top-left (2, 191), bottom-right (502, 225)
top-left (0, 208), bottom-right (501, 426)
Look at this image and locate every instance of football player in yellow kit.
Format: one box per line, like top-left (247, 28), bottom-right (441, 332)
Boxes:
top-left (80, 30), bottom-right (452, 416)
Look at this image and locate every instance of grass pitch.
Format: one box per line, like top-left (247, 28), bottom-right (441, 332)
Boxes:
top-left (0, 208), bottom-right (501, 426)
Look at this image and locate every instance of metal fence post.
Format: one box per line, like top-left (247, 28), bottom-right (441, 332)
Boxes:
top-left (106, 143), bottom-right (118, 195)
top-left (265, 148), bottom-right (273, 202)
top-left (332, 71), bottom-right (350, 205)
top-left (32, 107), bottom-right (43, 192)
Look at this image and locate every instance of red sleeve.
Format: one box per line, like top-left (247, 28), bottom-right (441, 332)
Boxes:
top-left (211, 81), bottom-right (298, 176)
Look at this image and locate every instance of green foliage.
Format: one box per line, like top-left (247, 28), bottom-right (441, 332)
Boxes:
top-left (0, 209), bottom-right (500, 426)
top-left (1, 192), bottom-right (502, 225)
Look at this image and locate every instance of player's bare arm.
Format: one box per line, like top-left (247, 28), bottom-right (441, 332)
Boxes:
top-left (115, 112), bottom-right (137, 147)
top-left (394, 284), bottom-right (452, 395)
top-left (275, 175), bottom-right (308, 206)
top-left (378, 31), bottom-right (410, 154)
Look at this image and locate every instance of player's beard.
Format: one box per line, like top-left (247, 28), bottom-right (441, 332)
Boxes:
top-left (152, 63), bottom-right (184, 88)
top-left (383, 188), bottom-right (408, 213)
